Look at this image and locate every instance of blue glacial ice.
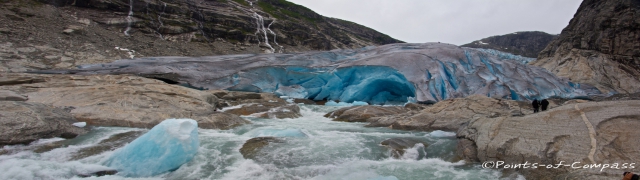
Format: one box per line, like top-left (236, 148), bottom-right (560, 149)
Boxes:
top-left (67, 43), bottom-right (600, 103)
top-left (104, 118), bottom-right (199, 177)
top-left (325, 100), bottom-right (369, 106)
top-left (474, 48), bottom-right (536, 64)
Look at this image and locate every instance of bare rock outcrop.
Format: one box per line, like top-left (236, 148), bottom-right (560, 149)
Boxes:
top-left (0, 73), bottom-right (249, 129)
top-left (0, 101), bottom-right (87, 146)
top-left (533, 0), bottom-right (640, 94)
top-left (367, 95), bottom-right (533, 131)
top-left (456, 100), bottom-right (640, 179)
top-left (0, 89), bottom-right (27, 101)
top-left (325, 106), bottom-right (407, 122)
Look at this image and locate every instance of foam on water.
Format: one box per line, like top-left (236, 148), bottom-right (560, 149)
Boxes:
top-left (0, 105), bottom-right (519, 179)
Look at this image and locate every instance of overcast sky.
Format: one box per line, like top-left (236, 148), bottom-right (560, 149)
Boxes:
top-left (286, 0), bottom-right (583, 45)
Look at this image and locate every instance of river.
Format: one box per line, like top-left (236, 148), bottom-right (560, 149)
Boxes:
top-left (0, 105), bottom-right (522, 180)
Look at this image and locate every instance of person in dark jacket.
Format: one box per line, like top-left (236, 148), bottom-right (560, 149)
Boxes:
top-left (623, 172), bottom-right (639, 180)
top-left (532, 99), bottom-right (540, 113)
top-left (540, 99), bottom-right (549, 111)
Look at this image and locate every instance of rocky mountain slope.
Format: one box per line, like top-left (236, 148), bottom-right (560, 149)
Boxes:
top-left (532, 0), bottom-right (640, 94)
top-left (0, 0), bottom-right (402, 72)
top-left (461, 31), bottom-right (557, 58)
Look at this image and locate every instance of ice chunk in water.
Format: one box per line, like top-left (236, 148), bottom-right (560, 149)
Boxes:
top-left (72, 122), bottom-right (87, 128)
top-left (428, 130), bottom-right (456, 137)
top-left (104, 118), bottom-right (199, 177)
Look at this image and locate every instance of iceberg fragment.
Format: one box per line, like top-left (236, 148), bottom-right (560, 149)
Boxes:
top-left (427, 130), bottom-right (456, 137)
top-left (104, 118), bottom-right (199, 177)
top-left (72, 122), bottom-right (87, 128)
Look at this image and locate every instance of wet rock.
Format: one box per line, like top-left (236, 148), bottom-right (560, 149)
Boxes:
top-left (71, 131), bottom-right (145, 160)
top-left (219, 91), bottom-right (302, 119)
top-left (0, 90), bottom-right (27, 101)
top-left (32, 140), bottom-right (68, 153)
top-left (0, 101), bottom-right (86, 146)
top-left (456, 100), bottom-right (640, 179)
top-left (326, 106), bottom-right (407, 122)
top-left (380, 138), bottom-right (428, 159)
top-left (403, 103), bottom-right (429, 111)
top-left (198, 112), bottom-right (250, 129)
top-left (0, 73), bottom-right (249, 129)
top-left (293, 98), bottom-right (317, 105)
top-left (221, 91), bottom-right (265, 101)
top-left (77, 170), bottom-right (118, 177)
top-left (239, 137), bottom-right (284, 160)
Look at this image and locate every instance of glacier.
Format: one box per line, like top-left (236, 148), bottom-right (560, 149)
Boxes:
top-left (104, 118), bottom-right (199, 177)
top-left (48, 43), bottom-right (600, 104)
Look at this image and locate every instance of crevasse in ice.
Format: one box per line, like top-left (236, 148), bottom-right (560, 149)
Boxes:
top-left (104, 118), bottom-right (199, 177)
top-left (68, 43), bottom-right (599, 104)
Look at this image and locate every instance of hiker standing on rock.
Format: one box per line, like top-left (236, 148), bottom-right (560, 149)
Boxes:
top-left (623, 172), bottom-right (639, 180)
top-left (541, 99), bottom-right (549, 111)
top-left (532, 99), bottom-right (540, 113)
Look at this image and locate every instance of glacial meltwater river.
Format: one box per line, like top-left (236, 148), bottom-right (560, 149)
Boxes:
top-left (0, 105), bottom-right (523, 180)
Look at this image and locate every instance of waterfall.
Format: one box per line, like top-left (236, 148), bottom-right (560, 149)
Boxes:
top-left (239, 0), bottom-right (283, 53)
top-left (124, 0), bottom-right (134, 36)
top-left (155, 1), bottom-right (167, 39)
top-left (187, 0), bottom-right (209, 41)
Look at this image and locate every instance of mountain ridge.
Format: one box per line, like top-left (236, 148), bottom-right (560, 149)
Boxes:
top-left (0, 0), bottom-right (402, 72)
top-left (461, 31), bottom-right (557, 58)
top-left (532, 0), bottom-right (640, 93)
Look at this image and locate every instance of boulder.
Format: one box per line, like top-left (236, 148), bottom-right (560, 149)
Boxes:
top-left (239, 137), bottom-right (284, 160)
top-left (456, 100), bottom-right (640, 179)
top-left (326, 106), bottom-right (408, 122)
top-left (218, 91), bottom-right (302, 119)
top-left (380, 138), bottom-right (428, 159)
top-left (0, 101), bottom-right (87, 146)
top-left (293, 98), bottom-right (317, 105)
top-left (0, 73), bottom-right (249, 129)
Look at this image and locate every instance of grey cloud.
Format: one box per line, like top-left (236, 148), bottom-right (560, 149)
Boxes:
top-left (286, 0), bottom-right (582, 45)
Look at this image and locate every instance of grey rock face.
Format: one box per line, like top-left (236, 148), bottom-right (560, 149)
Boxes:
top-left (534, 0), bottom-right (640, 93)
top-left (456, 100), bottom-right (640, 179)
top-left (0, 90), bottom-right (27, 101)
top-left (0, 101), bottom-right (87, 146)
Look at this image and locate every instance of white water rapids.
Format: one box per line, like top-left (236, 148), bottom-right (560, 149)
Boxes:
top-left (0, 105), bottom-right (524, 180)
